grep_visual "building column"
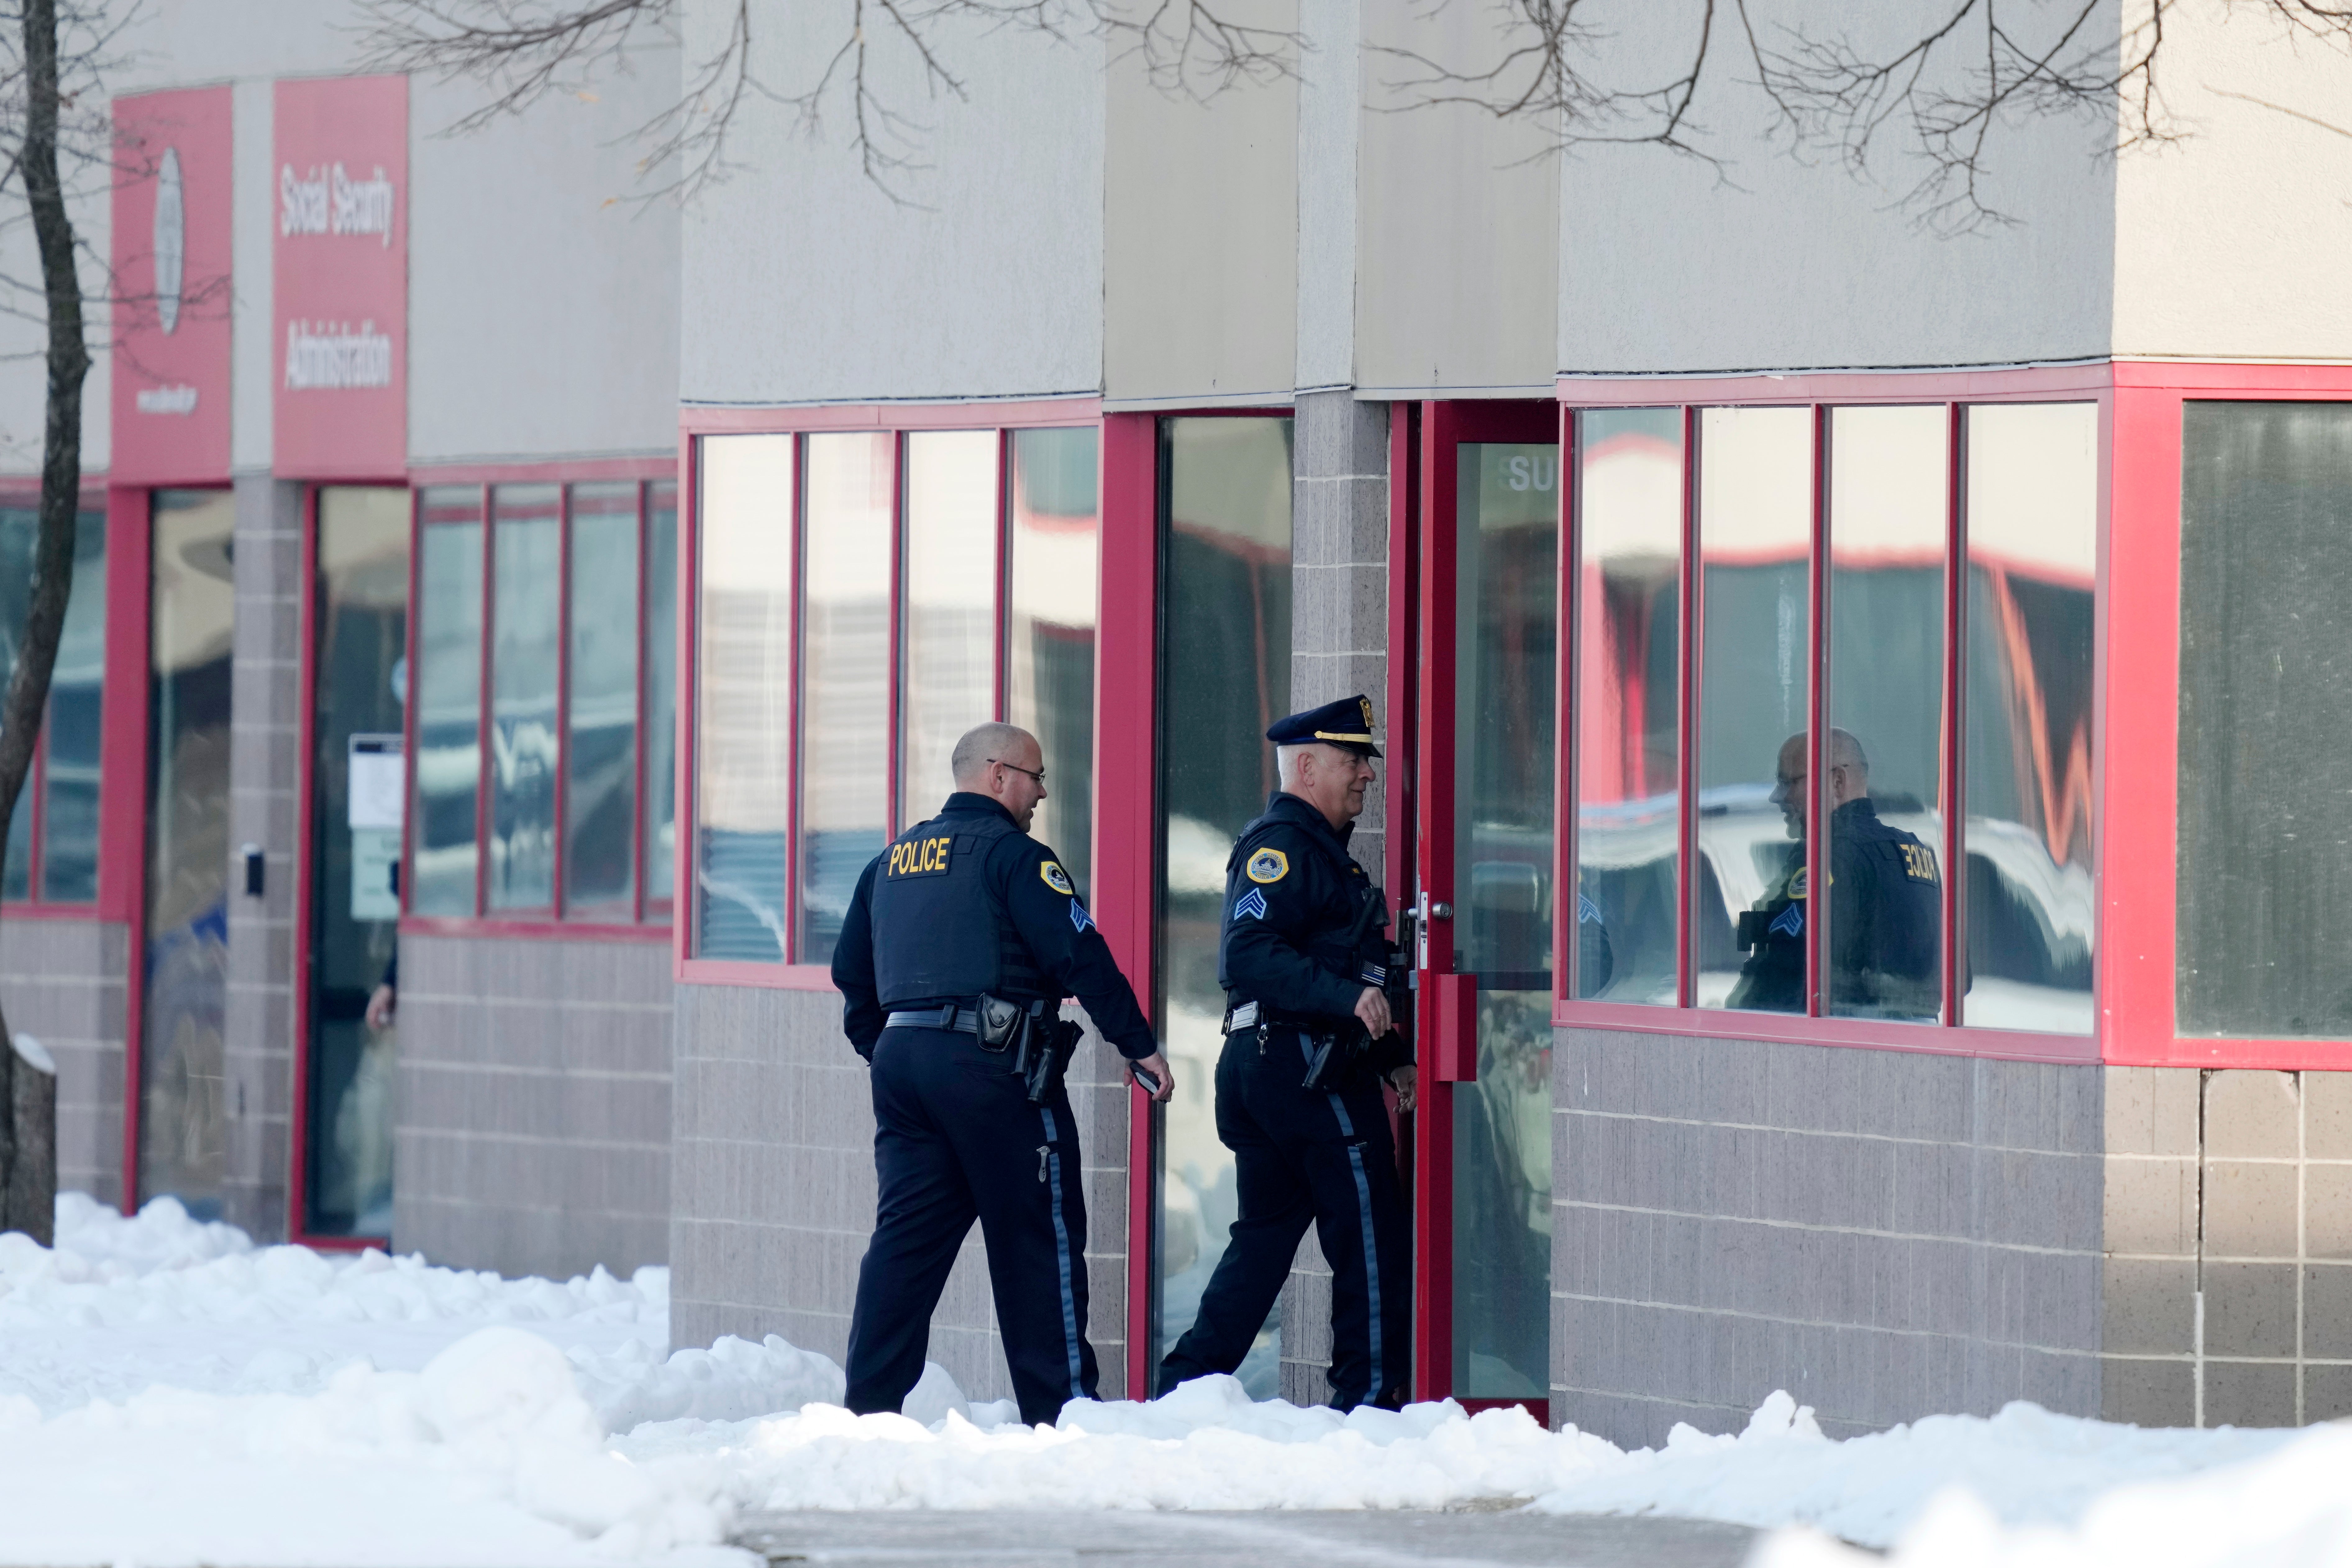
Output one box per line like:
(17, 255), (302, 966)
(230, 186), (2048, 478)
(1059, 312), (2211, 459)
(1277, 390), (1390, 1404)
(222, 474), (302, 1239)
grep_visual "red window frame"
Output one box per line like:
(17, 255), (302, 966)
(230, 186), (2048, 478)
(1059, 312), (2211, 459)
(0, 486), (111, 918)
(672, 400), (1108, 991)
(394, 459), (678, 945)
(1552, 360), (2352, 1072)
(1552, 366), (2110, 1065)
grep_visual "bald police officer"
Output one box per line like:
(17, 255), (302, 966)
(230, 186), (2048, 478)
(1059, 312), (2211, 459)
(832, 721), (1173, 1427)
(1728, 727), (1941, 1018)
(1159, 695), (1415, 1412)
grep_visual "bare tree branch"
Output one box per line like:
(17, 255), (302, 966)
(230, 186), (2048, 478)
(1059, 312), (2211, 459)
(359, 0), (1300, 204)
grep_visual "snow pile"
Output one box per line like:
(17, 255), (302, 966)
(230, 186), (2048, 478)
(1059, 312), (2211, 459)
(1755, 1421), (2352, 1568)
(575, 1332), (847, 1433)
(1531, 1392), (2295, 1547)
(0, 1326), (741, 1566)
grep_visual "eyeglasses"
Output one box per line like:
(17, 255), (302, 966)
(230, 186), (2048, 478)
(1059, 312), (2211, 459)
(990, 757), (1046, 786)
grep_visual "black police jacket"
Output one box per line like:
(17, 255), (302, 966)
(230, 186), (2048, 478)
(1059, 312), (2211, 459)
(1218, 791), (1411, 1075)
(831, 792), (1158, 1061)
(1725, 796), (1941, 1017)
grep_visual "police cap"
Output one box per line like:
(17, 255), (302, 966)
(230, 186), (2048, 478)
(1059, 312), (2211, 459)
(1266, 694), (1382, 758)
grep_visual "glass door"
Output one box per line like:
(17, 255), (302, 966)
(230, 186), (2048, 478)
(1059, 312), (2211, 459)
(301, 487), (410, 1238)
(140, 489), (238, 1215)
(1412, 402), (1561, 1412)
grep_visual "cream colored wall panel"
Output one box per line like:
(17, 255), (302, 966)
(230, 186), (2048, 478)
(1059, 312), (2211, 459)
(1354, 0), (1556, 396)
(1296, 0), (1362, 392)
(2112, 0), (2352, 360)
(1554, 1), (2112, 375)
(1103, 2), (1300, 407)
(682, 2), (1104, 405)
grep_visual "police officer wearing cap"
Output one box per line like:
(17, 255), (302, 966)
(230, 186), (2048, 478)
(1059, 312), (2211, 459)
(1159, 695), (1415, 1412)
(832, 720), (1174, 1428)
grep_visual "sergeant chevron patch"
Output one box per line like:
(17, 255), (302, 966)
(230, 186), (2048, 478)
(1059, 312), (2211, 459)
(1233, 887), (1270, 921)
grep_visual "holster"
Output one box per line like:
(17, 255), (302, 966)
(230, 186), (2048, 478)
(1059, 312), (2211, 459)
(1013, 1009), (1084, 1104)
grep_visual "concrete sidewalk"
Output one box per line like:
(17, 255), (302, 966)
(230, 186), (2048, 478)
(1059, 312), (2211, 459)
(736, 1509), (1762, 1566)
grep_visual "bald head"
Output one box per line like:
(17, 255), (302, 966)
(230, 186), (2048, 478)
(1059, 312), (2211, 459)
(952, 721), (1048, 832)
(1769, 728), (1870, 839)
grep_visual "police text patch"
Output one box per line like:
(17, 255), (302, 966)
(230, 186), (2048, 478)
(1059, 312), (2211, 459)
(1244, 848), (1289, 884)
(1233, 887), (1270, 921)
(1900, 843), (1939, 883)
(886, 835), (953, 878)
(1041, 860), (1076, 895)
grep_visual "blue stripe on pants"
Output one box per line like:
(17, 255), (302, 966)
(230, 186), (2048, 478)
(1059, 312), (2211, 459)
(1324, 1089), (1385, 1401)
(1039, 1106), (1085, 1400)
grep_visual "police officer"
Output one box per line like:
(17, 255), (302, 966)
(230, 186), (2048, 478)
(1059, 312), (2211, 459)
(832, 721), (1173, 1428)
(1728, 727), (1941, 1017)
(1159, 695), (1414, 1412)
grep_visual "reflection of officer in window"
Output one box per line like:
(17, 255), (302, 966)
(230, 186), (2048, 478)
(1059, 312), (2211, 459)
(1158, 695), (1414, 1412)
(831, 722), (1173, 1428)
(1728, 728), (1940, 1018)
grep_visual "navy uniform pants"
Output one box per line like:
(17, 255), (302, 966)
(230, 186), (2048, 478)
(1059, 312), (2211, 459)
(845, 1024), (1098, 1427)
(1159, 1026), (1411, 1410)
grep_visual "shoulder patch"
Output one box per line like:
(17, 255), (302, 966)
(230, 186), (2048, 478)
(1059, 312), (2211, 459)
(1069, 899), (1095, 934)
(1233, 887), (1270, 921)
(1040, 860), (1075, 896)
(1244, 847), (1290, 884)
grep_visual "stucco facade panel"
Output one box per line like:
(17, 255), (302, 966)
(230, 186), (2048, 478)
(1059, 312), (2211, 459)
(680, 2), (1105, 408)
(1102, 0), (1298, 407)
(1553, 2), (2114, 375)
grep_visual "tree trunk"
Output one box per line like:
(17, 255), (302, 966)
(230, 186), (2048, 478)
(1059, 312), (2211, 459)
(0, 0), (92, 1236)
(8, 1036), (55, 1246)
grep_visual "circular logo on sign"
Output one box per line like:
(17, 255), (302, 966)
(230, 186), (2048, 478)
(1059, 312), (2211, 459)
(1245, 847), (1289, 884)
(154, 147), (184, 336)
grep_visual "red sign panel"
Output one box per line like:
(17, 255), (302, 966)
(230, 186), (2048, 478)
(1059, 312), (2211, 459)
(274, 75), (408, 479)
(110, 88), (233, 485)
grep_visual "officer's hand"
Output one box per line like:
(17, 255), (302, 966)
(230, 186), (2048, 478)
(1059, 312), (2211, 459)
(1387, 1064), (1418, 1114)
(1354, 986), (1391, 1040)
(1130, 1051), (1174, 1103)
(365, 983), (396, 1030)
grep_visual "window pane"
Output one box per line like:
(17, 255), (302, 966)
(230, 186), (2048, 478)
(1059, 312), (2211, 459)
(696, 437), (795, 961)
(40, 507), (106, 902)
(1694, 408), (1812, 1013)
(1009, 427), (1099, 895)
(0, 506), (31, 901)
(644, 480), (678, 916)
(901, 431), (1000, 827)
(488, 485), (561, 910)
(1824, 406), (1946, 1021)
(141, 488), (236, 1213)
(797, 432), (892, 966)
(2178, 403), (2352, 1035)
(565, 482), (640, 917)
(1453, 440), (1558, 1400)
(1574, 408), (1682, 1003)
(1963, 405), (2096, 1033)
(1156, 415), (1292, 1395)
(411, 491), (483, 916)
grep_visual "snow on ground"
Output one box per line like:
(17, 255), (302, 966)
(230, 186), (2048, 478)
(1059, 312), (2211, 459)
(0, 1192), (2343, 1567)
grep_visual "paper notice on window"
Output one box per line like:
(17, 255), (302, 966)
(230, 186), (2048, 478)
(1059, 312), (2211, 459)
(348, 734), (403, 830)
(351, 827), (401, 921)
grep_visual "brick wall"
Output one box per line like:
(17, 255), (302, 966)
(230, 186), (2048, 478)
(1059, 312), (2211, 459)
(1277, 390), (1390, 1405)
(394, 932), (672, 1276)
(1552, 1028), (2106, 1445)
(0, 916), (125, 1206)
(221, 475), (304, 1240)
(669, 981), (1136, 1401)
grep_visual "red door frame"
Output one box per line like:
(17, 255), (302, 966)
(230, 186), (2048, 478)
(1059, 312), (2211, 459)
(1411, 397), (1563, 1415)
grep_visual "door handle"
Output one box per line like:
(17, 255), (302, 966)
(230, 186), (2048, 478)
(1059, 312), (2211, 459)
(1432, 972), (1477, 1083)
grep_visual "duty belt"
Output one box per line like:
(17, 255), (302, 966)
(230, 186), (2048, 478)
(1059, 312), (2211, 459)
(1221, 1000), (1260, 1033)
(885, 1002), (985, 1034)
